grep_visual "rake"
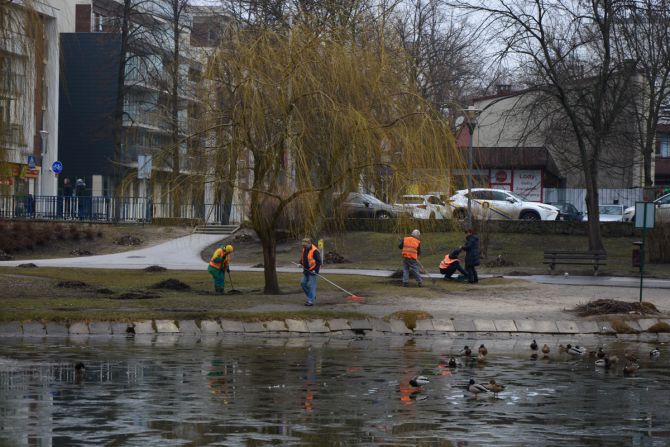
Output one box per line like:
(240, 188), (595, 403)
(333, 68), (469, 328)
(291, 262), (364, 301)
(226, 270), (243, 295)
(416, 259), (437, 284)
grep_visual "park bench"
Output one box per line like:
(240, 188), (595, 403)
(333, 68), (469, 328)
(543, 250), (607, 276)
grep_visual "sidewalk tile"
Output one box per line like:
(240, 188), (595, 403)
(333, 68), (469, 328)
(264, 321), (288, 332)
(0, 322), (22, 335)
(415, 320), (434, 332)
(452, 320), (476, 332)
(69, 322), (89, 335)
(637, 319), (659, 332)
(286, 319), (309, 333)
(493, 320), (517, 332)
(514, 320), (534, 332)
(555, 321), (579, 334)
(577, 321), (600, 333)
(370, 319), (392, 333)
(327, 319), (351, 331)
(178, 320), (200, 335)
(350, 320), (372, 331)
(45, 322), (68, 336)
(156, 320), (179, 333)
(243, 322), (266, 333)
(597, 321), (616, 334)
(306, 320), (330, 333)
(133, 321), (154, 334)
(89, 322), (112, 335)
(473, 319), (496, 332)
(111, 322), (132, 335)
(389, 320), (412, 334)
(534, 321), (560, 333)
(200, 320), (223, 333)
(219, 320), (244, 332)
(431, 319), (455, 332)
(625, 320), (642, 332)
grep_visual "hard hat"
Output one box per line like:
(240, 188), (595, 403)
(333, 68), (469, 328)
(225, 245), (233, 253)
(411, 229), (420, 238)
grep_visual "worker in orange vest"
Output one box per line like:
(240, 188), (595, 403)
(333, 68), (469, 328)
(399, 229), (422, 287)
(439, 248), (467, 280)
(299, 237), (322, 306)
(208, 243), (233, 294)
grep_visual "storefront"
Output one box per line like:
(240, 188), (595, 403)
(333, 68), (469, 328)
(0, 162), (41, 196)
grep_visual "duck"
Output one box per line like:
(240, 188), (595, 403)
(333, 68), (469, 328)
(409, 375), (430, 388)
(467, 379), (490, 397)
(485, 379), (505, 396)
(476, 352), (487, 364)
(608, 355), (619, 365)
(596, 347), (606, 359)
(530, 340), (538, 351)
(623, 362), (640, 375)
(478, 344), (488, 356)
(595, 356), (612, 369)
(448, 357), (461, 368)
(565, 344), (586, 355)
(650, 348), (661, 358)
(624, 350), (638, 362)
(541, 344), (550, 355)
(460, 346), (472, 357)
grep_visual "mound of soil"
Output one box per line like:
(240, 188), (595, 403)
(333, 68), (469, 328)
(57, 280), (89, 288)
(325, 251), (349, 264)
(144, 265), (167, 272)
(114, 235), (143, 246)
(150, 278), (191, 291)
(17, 263), (37, 268)
(484, 254), (515, 268)
(252, 263), (264, 268)
(114, 290), (161, 300)
(572, 299), (660, 316)
(70, 248), (93, 256)
(95, 288), (114, 294)
(234, 232), (255, 242)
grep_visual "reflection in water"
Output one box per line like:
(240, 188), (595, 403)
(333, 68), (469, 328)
(1, 335), (670, 446)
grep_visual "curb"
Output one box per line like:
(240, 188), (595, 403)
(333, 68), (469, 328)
(1, 318), (669, 339)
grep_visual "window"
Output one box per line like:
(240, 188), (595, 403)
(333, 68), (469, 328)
(659, 135), (669, 158)
(492, 191), (509, 201)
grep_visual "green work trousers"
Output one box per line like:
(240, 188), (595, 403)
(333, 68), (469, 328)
(208, 265), (225, 291)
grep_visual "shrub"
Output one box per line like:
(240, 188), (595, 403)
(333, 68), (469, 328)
(610, 319), (639, 334)
(68, 225), (80, 241)
(648, 224), (670, 263)
(648, 322), (670, 333)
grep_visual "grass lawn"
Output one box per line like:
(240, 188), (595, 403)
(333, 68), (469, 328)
(207, 231), (670, 278)
(0, 267), (519, 322)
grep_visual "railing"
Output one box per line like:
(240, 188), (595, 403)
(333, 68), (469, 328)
(544, 188), (644, 213)
(0, 195), (247, 224)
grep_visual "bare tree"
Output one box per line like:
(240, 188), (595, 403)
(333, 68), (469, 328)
(452, 0), (643, 251)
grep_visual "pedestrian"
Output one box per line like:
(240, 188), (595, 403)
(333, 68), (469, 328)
(208, 243), (233, 294)
(75, 178), (87, 219)
(399, 229), (422, 287)
(439, 248), (467, 280)
(299, 237), (321, 306)
(63, 178), (73, 218)
(461, 228), (480, 283)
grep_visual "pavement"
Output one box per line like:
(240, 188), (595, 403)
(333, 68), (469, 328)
(1, 233), (669, 290)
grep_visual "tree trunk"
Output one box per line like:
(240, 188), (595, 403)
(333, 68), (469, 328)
(584, 166), (605, 252)
(260, 231), (281, 294)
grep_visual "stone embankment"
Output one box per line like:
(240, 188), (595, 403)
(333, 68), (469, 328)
(1, 317), (669, 340)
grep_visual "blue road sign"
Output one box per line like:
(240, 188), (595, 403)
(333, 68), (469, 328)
(51, 161), (63, 174)
(27, 155), (36, 169)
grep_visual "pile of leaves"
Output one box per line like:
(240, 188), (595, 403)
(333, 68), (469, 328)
(56, 280), (89, 288)
(324, 251), (349, 264)
(115, 290), (160, 300)
(144, 265), (167, 272)
(484, 254), (515, 268)
(70, 248), (93, 256)
(149, 278), (191, 291)
(114, 235), (143, 246)
(572, 299), (659, 316)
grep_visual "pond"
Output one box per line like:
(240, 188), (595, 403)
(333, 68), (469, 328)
(1, 335), (669, 446)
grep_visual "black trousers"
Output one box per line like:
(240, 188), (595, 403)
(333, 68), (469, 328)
(440, 263), (467, 279)
(465, 265), (478, 283)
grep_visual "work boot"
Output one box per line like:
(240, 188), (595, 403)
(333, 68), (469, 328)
(215, 287), (224, 295)
(417, 282), (423, 288)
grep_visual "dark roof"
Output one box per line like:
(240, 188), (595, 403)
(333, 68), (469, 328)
(459, 146), (562, 178)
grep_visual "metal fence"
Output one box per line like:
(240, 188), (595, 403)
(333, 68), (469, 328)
(544, 188), (644, 213)
(0, 195), (247, 224)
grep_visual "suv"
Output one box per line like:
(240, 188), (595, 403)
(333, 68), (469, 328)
(623, 192), (670, 223)
(449, 188), (559, 221)
(341, 192), (397, 219)
(393, 194), (450, 219)
(549, 201), (583, 222)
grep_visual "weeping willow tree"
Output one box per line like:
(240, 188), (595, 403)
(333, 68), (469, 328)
(200, 17), (463, 293)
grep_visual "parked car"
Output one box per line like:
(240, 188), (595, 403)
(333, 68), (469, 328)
(341, 192), (397, 219)
(393, 194), (451, 219)
(623, 192), (670, 224)
(548, 201), (583, 222)
(449, 188), (560, 221)
(583, 204), (624, 222)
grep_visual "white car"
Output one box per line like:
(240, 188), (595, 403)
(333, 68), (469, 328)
(623, 192), (670, 223)
(393, 194), (451, 219)
(449, 188), (559, 221)
(582, 204), (624, 222)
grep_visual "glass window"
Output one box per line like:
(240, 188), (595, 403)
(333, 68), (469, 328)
(491, 191), (509, 201)
(659, 135), (669, 158)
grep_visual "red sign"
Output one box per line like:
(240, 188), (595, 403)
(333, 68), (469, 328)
(495, 170), (508, 183)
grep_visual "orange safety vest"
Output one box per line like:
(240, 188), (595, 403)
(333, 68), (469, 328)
(209, 248), (229, 270)
(401, 236), (420, 260)
(301, 245), (318, 271)
(439, 254), (458, 269)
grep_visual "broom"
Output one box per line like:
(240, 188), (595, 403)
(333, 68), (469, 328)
(291, 261), (364, 301)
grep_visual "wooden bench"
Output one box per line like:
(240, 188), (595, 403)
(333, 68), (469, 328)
(543, 250), (607, 276)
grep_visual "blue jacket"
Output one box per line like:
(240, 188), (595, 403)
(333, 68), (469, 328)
(462, 234), (480, 266)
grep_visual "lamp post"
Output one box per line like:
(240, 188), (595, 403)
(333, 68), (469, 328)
(464, 105), (481, 228)
(38, 129), (49, 196)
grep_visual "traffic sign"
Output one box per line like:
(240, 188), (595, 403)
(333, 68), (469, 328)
(51, 161), (63, 174)
(27, 155), (36, 169)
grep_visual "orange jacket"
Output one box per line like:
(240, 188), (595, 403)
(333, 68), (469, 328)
(401, 236), (420, 259)
(439, 254), (459, 269)
(209, 247), (230, 270)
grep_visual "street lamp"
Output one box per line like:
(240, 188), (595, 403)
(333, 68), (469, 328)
(39, 129), (49, 196)
(464, 105), (481, 228)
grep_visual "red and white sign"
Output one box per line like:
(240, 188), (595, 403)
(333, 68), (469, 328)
(490, 169), (512, 187)
(513, 169), (543, 201)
